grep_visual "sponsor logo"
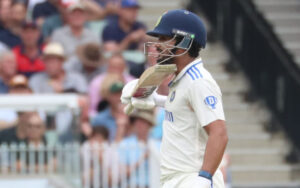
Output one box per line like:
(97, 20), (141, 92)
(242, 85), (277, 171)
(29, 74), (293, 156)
(165, 110), (174, 122)
(204, 96), (218, 109)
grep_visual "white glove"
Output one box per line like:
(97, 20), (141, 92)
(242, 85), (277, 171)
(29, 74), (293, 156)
(121, 79), (138, 105)
(193, 176), (212, 188)
(131, 95), (156, 110)
(121, 79), (156, 113)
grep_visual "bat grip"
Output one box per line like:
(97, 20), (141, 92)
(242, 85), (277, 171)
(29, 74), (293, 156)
(124, 103), (134, 115)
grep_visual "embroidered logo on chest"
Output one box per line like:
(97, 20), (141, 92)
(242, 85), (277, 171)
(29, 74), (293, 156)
(170, 91), (176, 102)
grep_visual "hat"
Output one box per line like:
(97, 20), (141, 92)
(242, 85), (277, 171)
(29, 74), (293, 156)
(121, 0), (140, 8)
(22, 20), (38, 29)
(100, 73), (124, 98)
(76, 43), (102, 68)
(9, 74), (28, 88)
(130, 109), (155, 126)
(109, 81), (124, 93)
(67, 2), (85, 12)
(43, 42), (65, 59)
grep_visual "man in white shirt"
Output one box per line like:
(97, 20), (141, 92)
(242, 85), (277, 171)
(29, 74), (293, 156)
(121, 9), (228, 188)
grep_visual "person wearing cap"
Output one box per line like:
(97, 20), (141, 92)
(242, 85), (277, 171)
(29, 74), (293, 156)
(8, 74), (32, 94)
(0, 74), (32, 137)
(0, 50), (17, 93)
(118, 109), (155, 187)
(12, 20), (45, 77)
(102, 0), (146, 51)
(29, 42), (88, 143)
(90, 73), (128, 142)
(29, 42), (87, 93)
(64, 42), (105, 83)
(50, 2), (99, 58)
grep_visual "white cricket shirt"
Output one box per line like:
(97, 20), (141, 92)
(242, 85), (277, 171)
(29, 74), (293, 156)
(160, 57), (225, 179)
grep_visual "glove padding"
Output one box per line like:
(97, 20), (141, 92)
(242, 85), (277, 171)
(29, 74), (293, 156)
(192, 176), (212, 188)
(121, 79), (138, 104)
(121, 79), (156, 112)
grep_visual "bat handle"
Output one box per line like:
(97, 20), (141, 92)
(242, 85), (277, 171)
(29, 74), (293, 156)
(124, 103), (134, 115)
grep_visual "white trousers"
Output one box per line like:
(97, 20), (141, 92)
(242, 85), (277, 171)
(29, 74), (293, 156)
(161, 170), (225, 188)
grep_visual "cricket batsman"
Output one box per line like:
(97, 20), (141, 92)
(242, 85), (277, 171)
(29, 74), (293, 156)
(121, 9), (228, 188)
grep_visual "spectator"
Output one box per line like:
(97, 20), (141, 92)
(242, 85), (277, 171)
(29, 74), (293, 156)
(32, 0), (59, 26)
(10, 1), (28, 35)
(0, 0), (22, 48)
(89, 53), (134, 116)
(118, 109), (155, 187)
(17, 112), (53, 173)
(29, 42), (87, 143)
(0, 0), (12, 27)
(41, 2), (67, 41)
(0, 111), (33, 145)
(0, 74), (32, 130)
(13, 21), (45, 77)
(41, 0), (117, 42)
(51, 2), (99, 58)
(81, 126), (118, 187)
(29, 42), (87, 93)
(91, 73), (128, 142)
(0, 50), (17, 94)
(64, 42), (105, 83)
(102, 0), (146, 51)
(26, 112), (46, 146)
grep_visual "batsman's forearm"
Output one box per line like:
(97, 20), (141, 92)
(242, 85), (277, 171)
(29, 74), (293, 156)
(201, 126), (228, 175)
(154, 94), (167, 107)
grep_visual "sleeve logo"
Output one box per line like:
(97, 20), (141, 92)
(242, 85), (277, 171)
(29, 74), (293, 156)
(204, 96), (218, 109)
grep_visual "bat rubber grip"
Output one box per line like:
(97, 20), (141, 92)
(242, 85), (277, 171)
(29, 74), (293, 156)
(124, 103), (134, 115)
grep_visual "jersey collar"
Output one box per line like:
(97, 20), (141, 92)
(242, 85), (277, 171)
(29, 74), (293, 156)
(168, 57), (203, 87)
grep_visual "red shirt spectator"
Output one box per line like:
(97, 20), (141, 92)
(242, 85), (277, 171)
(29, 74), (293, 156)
(13, 21), (45, 77)
(13, 45), (45, 77)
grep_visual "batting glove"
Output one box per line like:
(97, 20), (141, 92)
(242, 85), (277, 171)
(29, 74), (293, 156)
(121, 79), (156, 112)
(120, 79), (138, 105)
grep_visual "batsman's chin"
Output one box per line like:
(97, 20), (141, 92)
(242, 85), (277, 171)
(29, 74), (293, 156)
(157, 57), (174, 65)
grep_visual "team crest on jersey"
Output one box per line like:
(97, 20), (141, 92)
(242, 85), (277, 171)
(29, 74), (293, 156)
(204, 96), (218, 109)
(170, 91), (176, 102)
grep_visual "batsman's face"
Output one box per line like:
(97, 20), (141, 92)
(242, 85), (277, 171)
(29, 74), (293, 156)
(148, 35), (177, 64)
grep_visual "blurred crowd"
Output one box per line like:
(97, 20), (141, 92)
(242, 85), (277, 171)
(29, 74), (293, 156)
(0, 0), (167, 185)
(0, 0), (166, 147)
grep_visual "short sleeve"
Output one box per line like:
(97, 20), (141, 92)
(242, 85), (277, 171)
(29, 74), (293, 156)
(188, 80), (225, 127)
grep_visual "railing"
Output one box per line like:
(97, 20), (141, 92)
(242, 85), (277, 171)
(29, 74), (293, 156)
(191, 0), (300, 149)
(0, 141), (161, 188)
(0, 142), (81, 188)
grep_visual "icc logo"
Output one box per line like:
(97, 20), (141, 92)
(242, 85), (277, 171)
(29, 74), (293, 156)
(204, 96), (218, 109)
(170, 91), (176, 102)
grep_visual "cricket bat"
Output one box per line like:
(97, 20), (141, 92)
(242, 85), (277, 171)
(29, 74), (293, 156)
(124, 64), (177, 115)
